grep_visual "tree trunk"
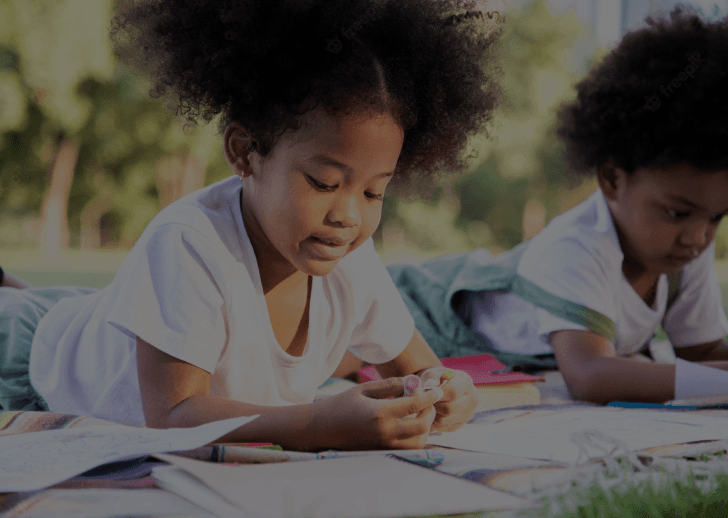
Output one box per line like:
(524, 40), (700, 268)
(79, 195), (113, 249)
(37, 138), (78, 257)
(155, 155), (185, 209)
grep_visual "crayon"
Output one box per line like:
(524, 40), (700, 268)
(403, 374), (422, 396)
(607, 401), (697, 409)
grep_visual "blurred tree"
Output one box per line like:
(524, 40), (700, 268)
(0, 0), (230, 251)
(454, 0), (585, 250)
(0, 0), (116, 256)
(379, 0), (587, 257)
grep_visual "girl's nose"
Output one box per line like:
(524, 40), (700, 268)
(327, 194), (361, 228)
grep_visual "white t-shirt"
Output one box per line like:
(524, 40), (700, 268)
(473, 191), (728, 357)
(30, 176), (414, 426)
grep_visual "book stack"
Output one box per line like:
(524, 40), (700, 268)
(358, 354), (543, 411)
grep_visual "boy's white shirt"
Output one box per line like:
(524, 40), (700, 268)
(473, 190), (728, 357)
(29, 176), (414, 426)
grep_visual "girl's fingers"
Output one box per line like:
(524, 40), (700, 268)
(419, 368), (443, 389)
(432, 390), (478, 431)
(386, 387), (444, 419)
(359, 377), (404, 399)
(435, 370), (470, 401)
(394, 404), (437, 437)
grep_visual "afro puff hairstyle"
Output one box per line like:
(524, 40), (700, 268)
(556, 4), (728, 177)
(110, 0), (503, 189)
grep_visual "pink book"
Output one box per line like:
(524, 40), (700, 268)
(358, 354), (541, 385)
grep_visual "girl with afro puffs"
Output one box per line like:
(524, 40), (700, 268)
(0, 0), (503, 451)
(380, 5), (728, 406)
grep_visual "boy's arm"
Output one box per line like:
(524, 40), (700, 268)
(675, 339), (728, 364)
(136, 336), (441, 451)
(551, 329), (677, 404)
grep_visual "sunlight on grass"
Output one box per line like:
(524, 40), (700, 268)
(518, 469), (728, 518)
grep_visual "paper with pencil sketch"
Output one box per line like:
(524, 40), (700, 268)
(0, 415), (257, 492)
(428, 408), (728, 464)
(154, 453), (530, 518)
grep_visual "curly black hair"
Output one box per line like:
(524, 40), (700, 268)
(556, 4), (728, 176)
(110, 0), (502, 189)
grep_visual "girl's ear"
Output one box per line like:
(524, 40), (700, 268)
(597, 158), (620, 200)
(223, 122), (257, 179)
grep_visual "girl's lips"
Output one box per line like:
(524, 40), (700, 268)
(311, 236), (348, 246)
(306, 236), (349, 260)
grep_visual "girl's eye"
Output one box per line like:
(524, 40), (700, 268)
(711, 212), (726, 223)
(309, 176), (335, 191)
(667, 209), (690, 220)
(365, 191), (384, 201)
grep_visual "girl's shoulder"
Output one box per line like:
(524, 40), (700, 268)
(137, 176), (245, 257)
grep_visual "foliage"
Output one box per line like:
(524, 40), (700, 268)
(383, 0), (587, 255)
(0, 0), (231, 248)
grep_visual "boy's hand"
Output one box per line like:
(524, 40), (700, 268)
(418, 367), (477, 432)
(312, 378), (444, 450)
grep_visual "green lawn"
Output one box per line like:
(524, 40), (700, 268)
(6, 249), (728, 296)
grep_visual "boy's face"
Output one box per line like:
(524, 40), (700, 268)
(226, 109), (403, 277)
(601, 163), (728, 275)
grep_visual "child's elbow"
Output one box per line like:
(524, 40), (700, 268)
(561, 367), (612, 405)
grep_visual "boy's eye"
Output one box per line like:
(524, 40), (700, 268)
(711, 212), (726, 223)
(667, 209), (690, 220)
(365, 191), (384, 201)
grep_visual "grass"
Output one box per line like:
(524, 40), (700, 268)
(521, 469), (728, 518)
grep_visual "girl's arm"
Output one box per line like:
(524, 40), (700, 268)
(551, 329), (677, 404)
(136, 336), (442, 451)
(373, 329), (442, 379)
(375, 330), (478, 432)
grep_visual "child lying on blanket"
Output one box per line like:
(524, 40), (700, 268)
(380, 6), (728, 405)
(0, 0), (508, 450)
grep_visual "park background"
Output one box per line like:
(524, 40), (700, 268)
(2, 0), (728, 298)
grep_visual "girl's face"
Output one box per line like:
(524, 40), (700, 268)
(225, 109), (404, 277)
(600, 163), (728, 275)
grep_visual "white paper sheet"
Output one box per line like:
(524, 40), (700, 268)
(428, 408), (728, 464)
(0, 415), (257, 492)
(4, 488), (217, 518)
(155, 452), (530, 518)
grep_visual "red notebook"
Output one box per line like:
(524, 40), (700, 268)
(358, 354), (541, 385)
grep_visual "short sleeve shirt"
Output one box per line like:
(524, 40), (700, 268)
(473, 191), (728, 357)
(30, 176), (414, 426)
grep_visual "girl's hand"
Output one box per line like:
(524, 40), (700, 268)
(312, 378), (444, 450)
(418, 367), (478, 432)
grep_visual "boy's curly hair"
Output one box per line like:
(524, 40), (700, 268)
(110, 0), (502, 189)
(556, 5), (728, 176)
